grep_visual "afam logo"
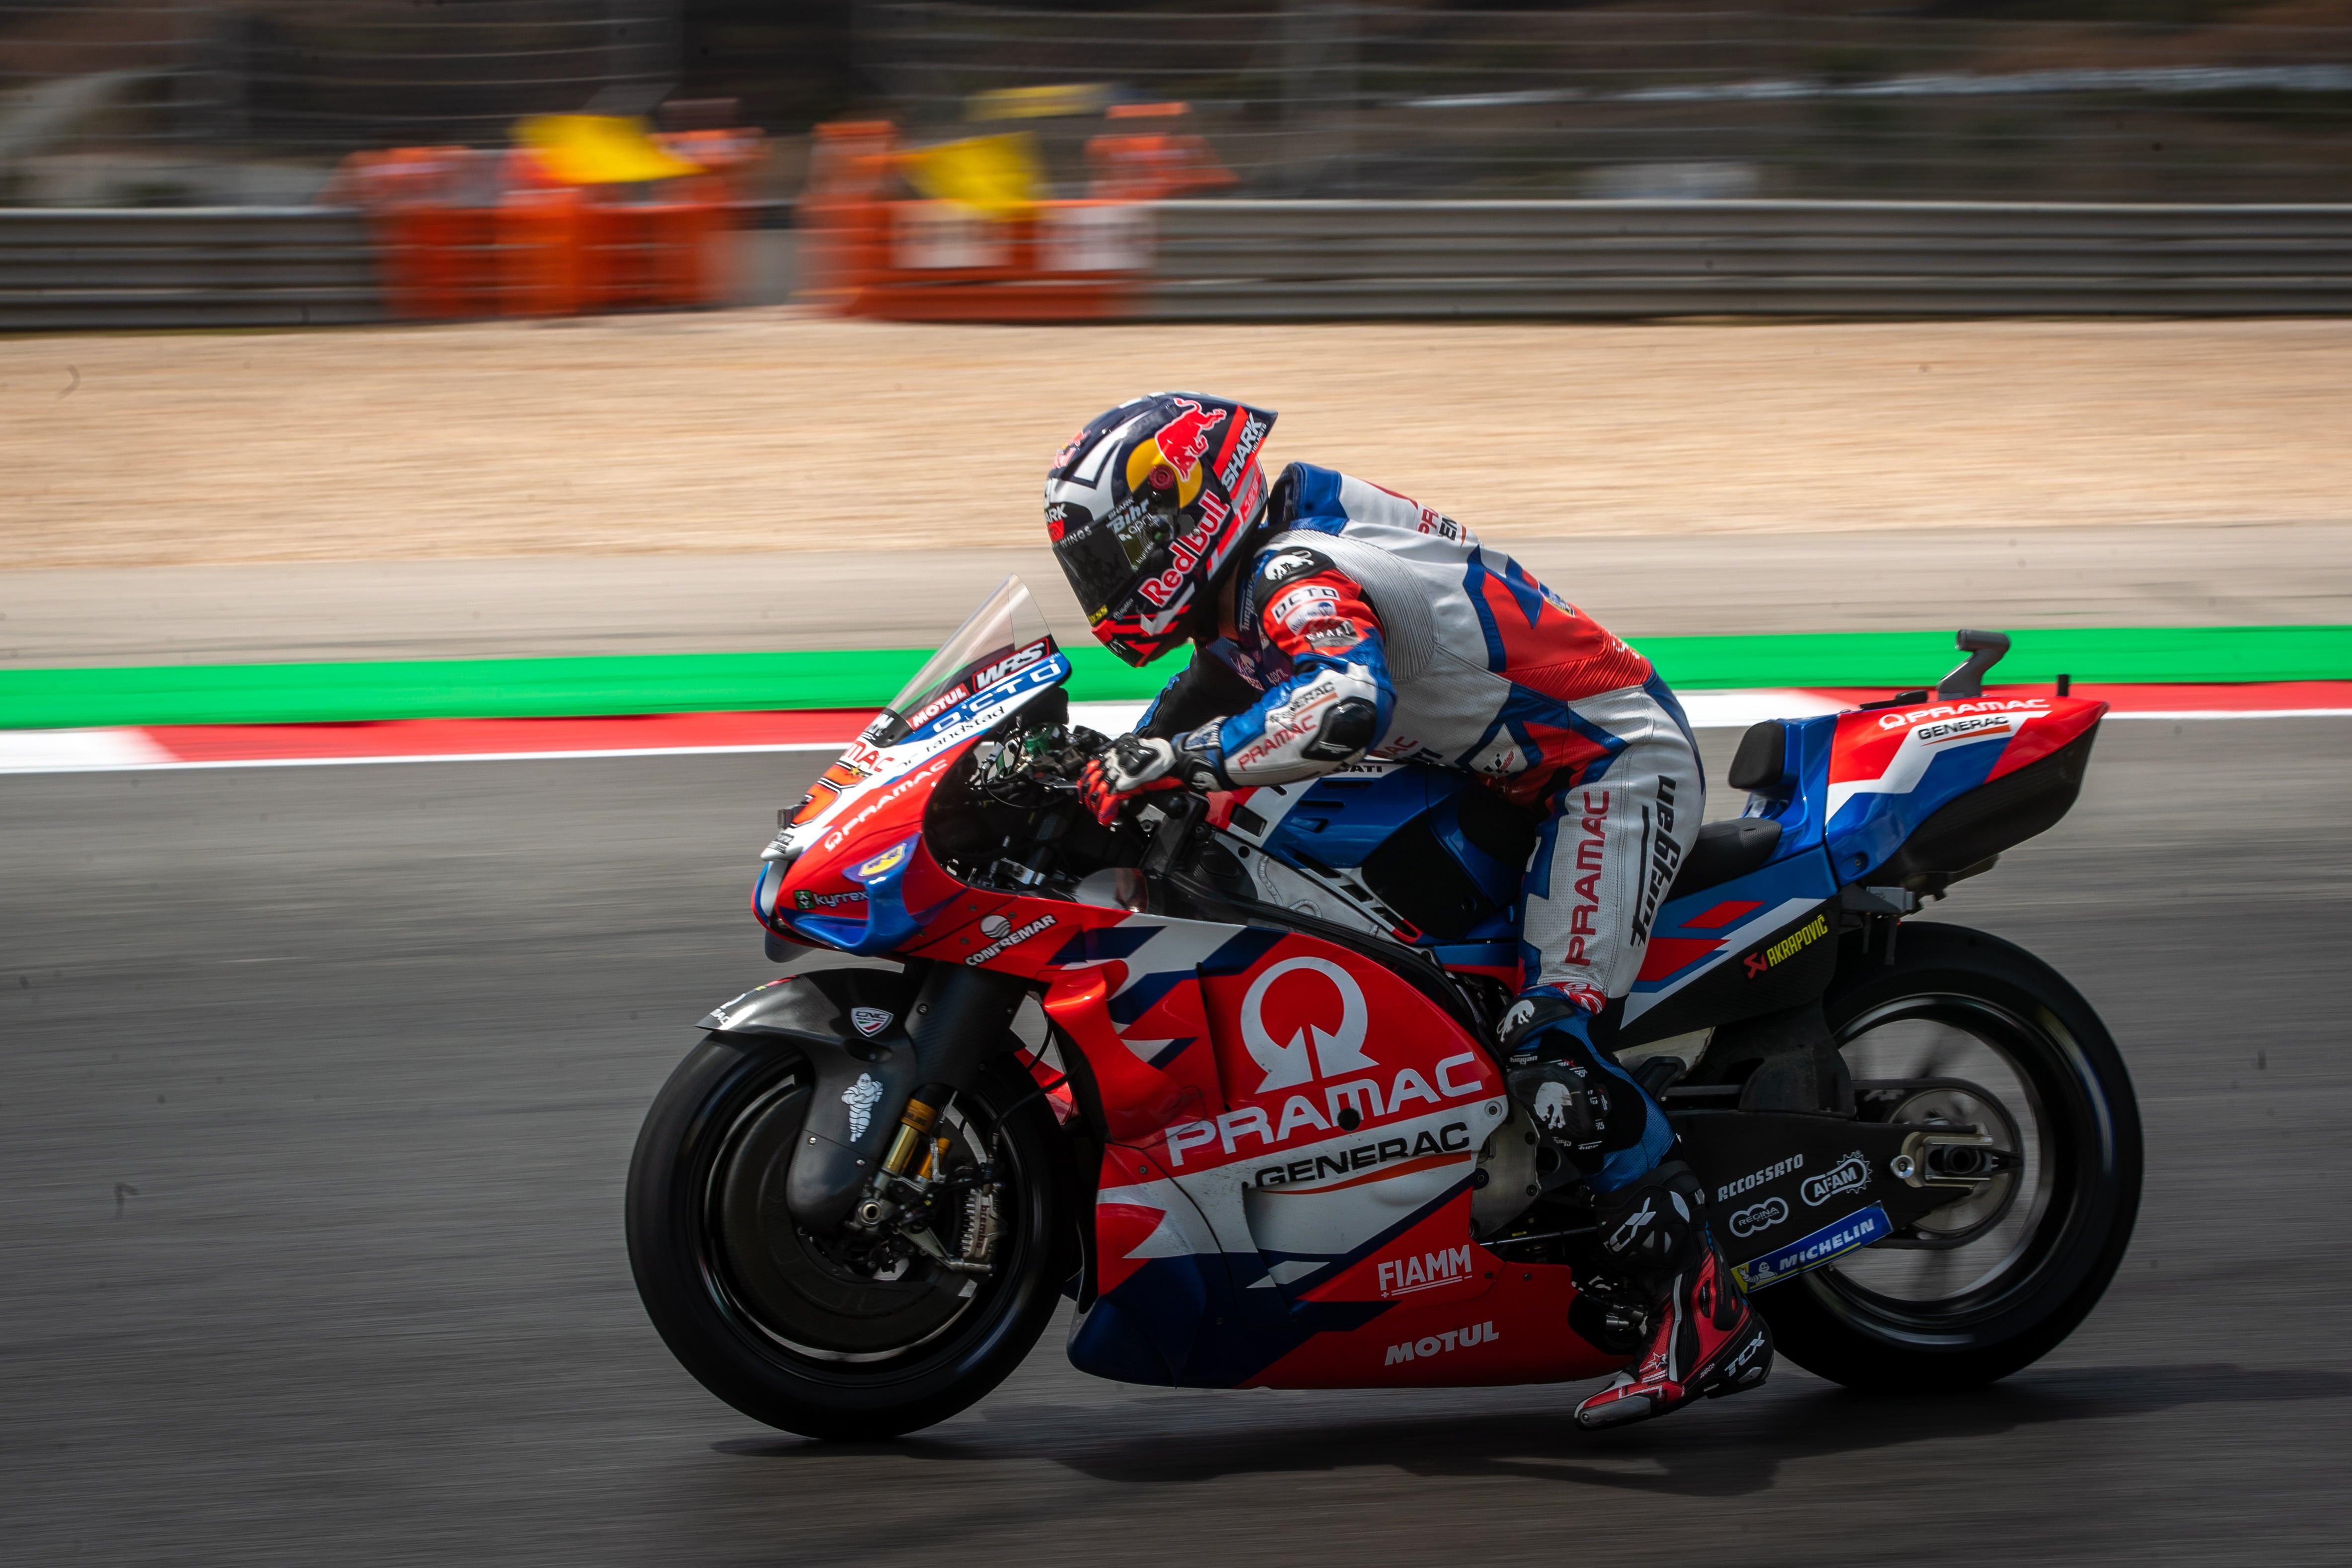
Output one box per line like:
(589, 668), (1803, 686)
(1801, 1150), (1873, 1207)
(1376, 1244), (1475, 1299)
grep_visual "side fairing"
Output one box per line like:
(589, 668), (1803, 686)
(1008, 912), (1622, 1387)
(1617, 716), (1839, 1044)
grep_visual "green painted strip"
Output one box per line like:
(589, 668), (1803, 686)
(2, 626), (2347, 730)
(1637, 625), (2352, 691)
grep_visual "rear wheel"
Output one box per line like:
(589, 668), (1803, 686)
(626, 1034), (1074, 1439)
(1755, 922), (2141, 1392)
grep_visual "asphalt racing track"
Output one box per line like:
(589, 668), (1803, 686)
(5, 719), (2349, 1566)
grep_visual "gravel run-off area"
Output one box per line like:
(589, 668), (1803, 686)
(3, 313), (2349, 569)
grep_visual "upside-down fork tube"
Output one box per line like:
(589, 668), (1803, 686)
(781, 964), (1026, 1231)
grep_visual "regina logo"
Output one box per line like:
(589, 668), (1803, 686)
(1802, 1150), (1873, 1207)
(1729, 1196), (1789, 1238)
(1242, 957), (1376, 1093)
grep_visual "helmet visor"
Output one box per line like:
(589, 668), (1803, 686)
(1050, 496), (1168, 625)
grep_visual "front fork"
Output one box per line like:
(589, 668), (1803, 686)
(823, 964), (1026, 1273)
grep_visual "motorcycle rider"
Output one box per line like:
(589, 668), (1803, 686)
(1043, 392), (1771, 1428)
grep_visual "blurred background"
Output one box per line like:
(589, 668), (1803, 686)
(6, 0), (2352, 207)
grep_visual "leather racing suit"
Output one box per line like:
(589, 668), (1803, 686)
(1135, 462), (1702, 1195)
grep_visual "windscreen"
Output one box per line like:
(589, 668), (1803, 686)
(863, 576), (1057, 748)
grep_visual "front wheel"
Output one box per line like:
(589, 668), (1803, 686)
(1756, 921), (2142, 1392)
(626, 1034), (1075, 1439)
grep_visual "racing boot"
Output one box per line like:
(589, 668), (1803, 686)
(1573, 1161), (1773, 1430)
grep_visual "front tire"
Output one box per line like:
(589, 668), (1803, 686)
(626, 1034), (1074, 1439)
(1756, 922), (2142, 1392)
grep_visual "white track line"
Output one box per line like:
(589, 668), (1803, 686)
(3, 699), (2347, 776)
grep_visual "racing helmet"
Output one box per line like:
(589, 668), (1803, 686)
(1043, 392), (1277, 667)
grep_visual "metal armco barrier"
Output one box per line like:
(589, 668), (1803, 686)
(0, 209), (382, 332)
(8, 199), (2352, 330)
(1141, 200), (2352, 319)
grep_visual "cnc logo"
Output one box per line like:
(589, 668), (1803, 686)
(1242, 956), (1374, 1093)
(1383, 1320), (1500, 1365)
(1802, 1150), (1873, 1207)
(849, 1006), (893, 1038)
(1729, 1196), (1789, 1238)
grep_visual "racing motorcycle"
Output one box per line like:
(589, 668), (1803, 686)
(626, 578), (2140, 1439)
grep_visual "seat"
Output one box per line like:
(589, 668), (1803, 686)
(1665, 818), (1783, 903)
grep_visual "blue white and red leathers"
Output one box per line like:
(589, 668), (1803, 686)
(1138, 463), (1701, 1193)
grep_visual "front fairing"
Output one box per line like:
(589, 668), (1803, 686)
(754, 577), (1072, 956)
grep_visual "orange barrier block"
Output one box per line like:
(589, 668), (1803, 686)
(840, 200), (1151, 322)
(337, 134), (756, 321)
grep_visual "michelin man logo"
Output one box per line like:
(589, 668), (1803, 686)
(1241, 956), (1374, 1093)
(841, 1073), (884, 1141)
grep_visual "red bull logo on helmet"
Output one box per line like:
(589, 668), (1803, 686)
(1149, 398), (1227, 486)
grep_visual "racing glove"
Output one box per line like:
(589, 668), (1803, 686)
(1080, 735), (1190, 825)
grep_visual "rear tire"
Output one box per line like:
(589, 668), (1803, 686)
(626, 1034), (1074, 1439)
(1755, 922), (2141, 1392)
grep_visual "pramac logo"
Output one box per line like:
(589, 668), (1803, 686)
(1241, 956), (1375, 1092)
